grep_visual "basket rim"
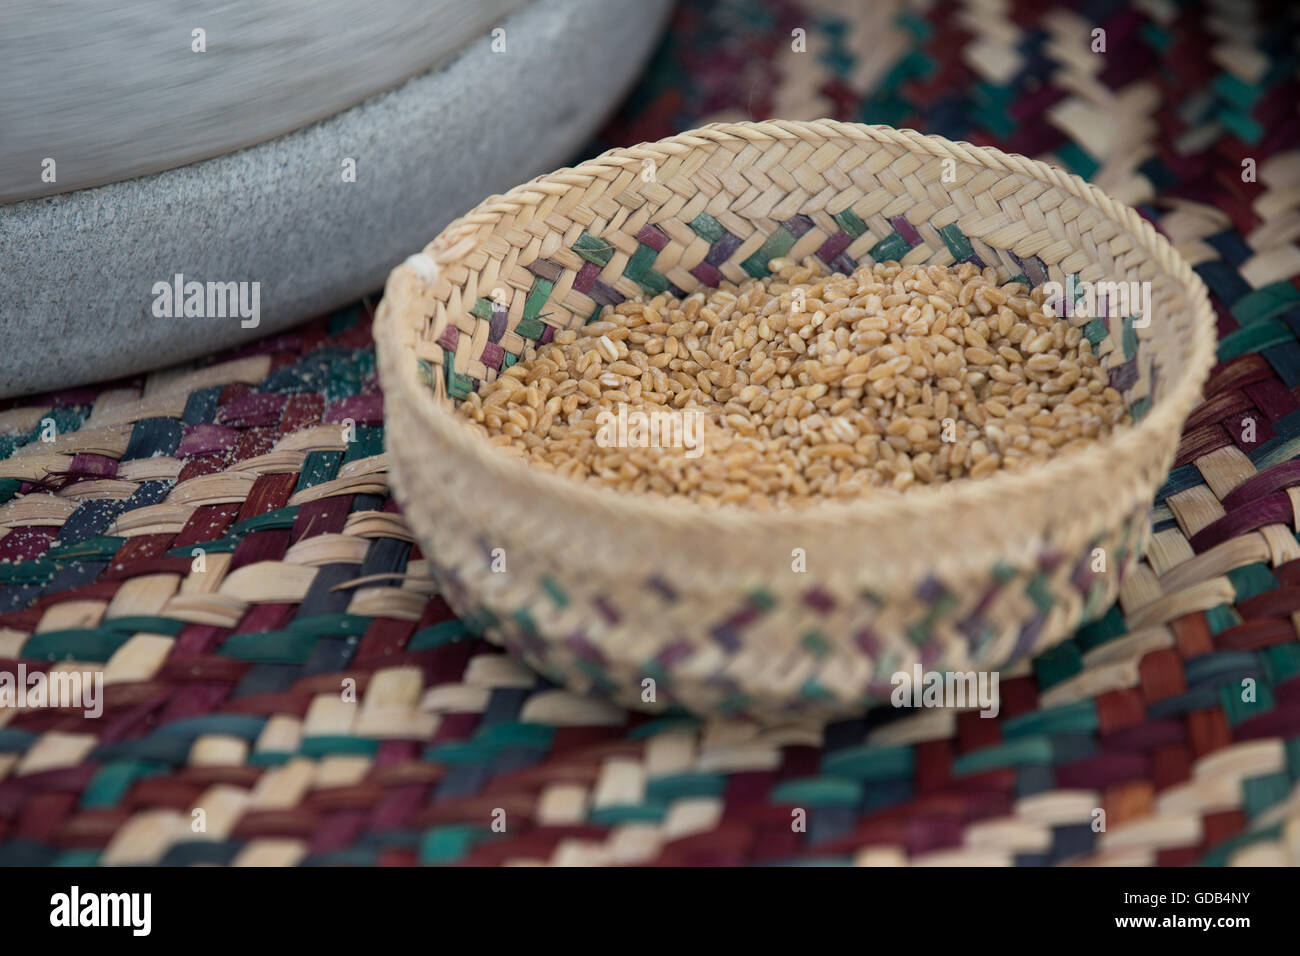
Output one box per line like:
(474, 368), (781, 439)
(376, 119), (1217, 540)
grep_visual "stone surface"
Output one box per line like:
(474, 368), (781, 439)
(0, 0), (526, 204)
(0, 0), (672, 398)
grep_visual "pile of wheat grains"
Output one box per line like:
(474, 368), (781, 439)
(457, 259), (1129, 509)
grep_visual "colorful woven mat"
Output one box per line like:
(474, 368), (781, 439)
(2, 0), (1299, 866)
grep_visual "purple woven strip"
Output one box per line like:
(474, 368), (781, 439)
(957, 613), (986, 644)
(710, 624), (742, 653)
(783, 214), (815, 237)
(817, 231), (852, 262)
(215, 392), (287, 427)
(854, 627), (880, 657)
(1022, 256), (1049, 287)
(1012, 615), (1045, 661)
(916, 575), (946, 603)
(573, 261), (602, 295)
(67, 453), (117, 478)
(565, 631), (605, 664)
(480, 342), (506, 370)
(1109, 360), (1140, 393)
(437, 325), (460, 351)
(325, 393), (383, 426)
(920, 640), (941, 669)
(889, 216), (922, 247)
(1221, 460), (1300, 511)
(802, 588), (835, 613)
(657, 640), (694, 669)
(593, 596), (621, 625)
(1189, 491), (1294, 552)
(1055, 753), (1149, 789)
(1244, 378), (1300, 420)
(177, 423), (238, 457)
(829, 253), (857, 274)
(636, 224), (670, 252)
(540, 325), (556, 344)
(488, 305), (509, 343)
(705, 233), (743, 267)
(527, 258), (563, 282)
(690, 262), (724, 287)
(587, 281), (624, 306)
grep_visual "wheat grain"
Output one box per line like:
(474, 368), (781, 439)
(456, 259), (1129, 508)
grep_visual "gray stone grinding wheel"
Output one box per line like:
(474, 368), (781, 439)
(0, 0), (673, 397)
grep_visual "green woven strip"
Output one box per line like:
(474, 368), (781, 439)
(588, 803), (668, 826)
(1002, 700), (1098, 738)
(1212, 72), (1262, 111)
(573, 232), (615, 267)
(1242, 773), (1290, 818)
(540, 575), (568, 608)
(688, 213), (726, 243)
(0, 477), (22, 506)
(0, 561), (63, 584)
(646, 772), (726, 801)
(166, 537), (239, 557)
(1075, 604), (1127, 651)
(300, 736), (381, 758)
(740, 228), (797, 278)
(1232, 281), (1300, 325)
(1034, 643), (1083, 690)
(21, 629), (131, 662)
(1227, 563), (1277, 602)
(231, 505), (302, 533)
(769, 777), (861, 807)
(419, 825), (489, 865)
(938, 223), (973, 260)
(1217, 319), (1291, 362)
(821, 744), (914, 780)
(475, 722), (554, 749)
(1205, 604), (1242, 636)
(1056, 141), (1100, 180)
(81, 761), (161, 809)
(44, 536), (125, 562)
(833, 208), (867, 238)
(152, 715), (267, 740)
(100, 616), (186, 636)
(1264, 644), (1300, 683)
(625, 244), (671, 293)
(217, 629), (318, 663)
(425, 740), (502, 764)
(408, 619), (473, 650)
(1219, 681), (1272, 726)
(952, 736), (1053, 776)
(869, 231), (911, 263)
(523, 277), (554, 320)
(445, 361), (474, 400)
(1025, 574), (1055, 614)
(295, 450), (344, 492)
(0, 729), (37, 753)
(343, 425), (384, 462)
(470, 297), (496, 320)
(417, 358), (435, 387)
(1121, 316), (1139, 360)
(1217, 108), (1263, 145)
(286, 613), (373, 636)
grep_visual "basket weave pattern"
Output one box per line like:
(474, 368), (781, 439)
(379, 120), (1215, 717)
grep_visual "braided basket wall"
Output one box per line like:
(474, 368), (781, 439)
(376, 119), (1217, 719)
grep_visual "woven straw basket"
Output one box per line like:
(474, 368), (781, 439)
(376, 120), (1216, 720)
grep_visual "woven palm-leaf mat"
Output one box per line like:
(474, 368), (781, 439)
(3, 0), (1300, 867)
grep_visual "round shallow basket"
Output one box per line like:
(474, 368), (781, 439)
(376, 119), (1217, 720)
